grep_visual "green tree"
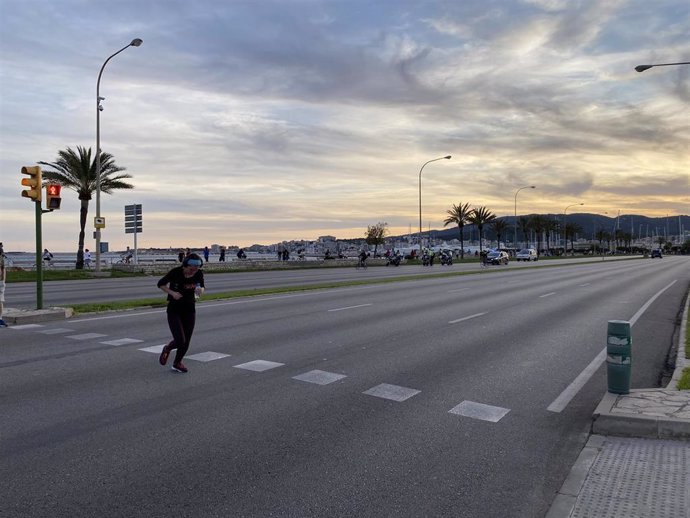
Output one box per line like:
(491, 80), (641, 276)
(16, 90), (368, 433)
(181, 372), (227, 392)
(489, 219), (509, 249)
(365, 222), (388, 257)
(467, 206), (496, 256)
(443, 202), (472, 259)
(595, 229), (610, 255)
(39, 146), (133, 269)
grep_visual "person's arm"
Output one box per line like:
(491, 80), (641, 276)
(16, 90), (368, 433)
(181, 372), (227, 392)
(157, 271), (182, 300)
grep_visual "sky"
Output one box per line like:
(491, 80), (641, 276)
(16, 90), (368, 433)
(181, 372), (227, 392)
(1, 0), (688, 252)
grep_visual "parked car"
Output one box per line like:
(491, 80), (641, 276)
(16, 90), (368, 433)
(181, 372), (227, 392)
(515, 248), (538, 261)
(486, 250), (509, 265)
(651, 249), (663, 258)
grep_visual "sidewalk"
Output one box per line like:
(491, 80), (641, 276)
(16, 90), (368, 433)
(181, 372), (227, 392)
(547, 296), (690, 518)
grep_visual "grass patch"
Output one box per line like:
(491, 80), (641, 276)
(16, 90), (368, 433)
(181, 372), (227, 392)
(6, 269), (147, 282)
(678, 368), (690, 390)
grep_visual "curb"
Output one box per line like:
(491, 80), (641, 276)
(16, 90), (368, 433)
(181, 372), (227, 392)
(2, 306), (73, 324)
(591, 390), (690, 439)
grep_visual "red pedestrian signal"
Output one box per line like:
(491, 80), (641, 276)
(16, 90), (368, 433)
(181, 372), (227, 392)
(46, 184), (62, 210)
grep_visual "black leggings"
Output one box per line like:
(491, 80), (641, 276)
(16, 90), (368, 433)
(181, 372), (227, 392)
(166, 310), (196, 364)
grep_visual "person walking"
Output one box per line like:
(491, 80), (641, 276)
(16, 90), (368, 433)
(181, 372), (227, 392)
(218, 246), (226, 262)
(157, 253), (205, 373)
(0, 243), (7, 327)
(84, 249), (92, 269)
(203, 246), (210, 263)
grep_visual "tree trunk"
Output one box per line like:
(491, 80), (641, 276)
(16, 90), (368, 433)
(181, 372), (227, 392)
(76, 199), (89, 269)
(458, 224), (465, 259)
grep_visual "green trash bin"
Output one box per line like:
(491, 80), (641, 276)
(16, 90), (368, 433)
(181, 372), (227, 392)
(606, 320), (631, 394)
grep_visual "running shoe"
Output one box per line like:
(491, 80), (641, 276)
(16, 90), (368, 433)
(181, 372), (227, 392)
(172, 362), (188, 373)
(159, 344), (172, 366)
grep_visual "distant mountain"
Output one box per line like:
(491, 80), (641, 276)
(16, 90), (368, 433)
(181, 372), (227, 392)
(401, 213), (689, 243)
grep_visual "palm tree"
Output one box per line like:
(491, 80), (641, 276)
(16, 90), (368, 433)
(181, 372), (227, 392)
(518, 216), (531, 249)
(467, 206), (496, 256)
(528, 215), (548, 256)
(490, 219), (509, 249)
(544, 218), (559, 255)
(443, 202), (472, 259)
(39, 146), (133, 269)
(595, 229), (611, 255)
(565, 222), (583, 255)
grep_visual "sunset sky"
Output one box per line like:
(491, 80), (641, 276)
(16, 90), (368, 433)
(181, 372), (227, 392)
(1, 0), (688, 252)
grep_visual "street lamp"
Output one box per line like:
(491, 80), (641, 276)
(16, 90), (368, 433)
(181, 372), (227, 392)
(514, 185), (535, 250)
(635, 61), (690, 73)
(563, 202), (584, 255)
(418, 155), (451, 255)
(95, 38), (143, 272)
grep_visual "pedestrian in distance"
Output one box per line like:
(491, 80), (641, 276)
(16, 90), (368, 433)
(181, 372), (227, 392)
(157, 253), (205, 373)
(84, 249), (92, 269)
(0, 243), (7, 327)
(203, 246), (210, 263)
(219, 246), (226, 262)
(42, 248), (53, 267)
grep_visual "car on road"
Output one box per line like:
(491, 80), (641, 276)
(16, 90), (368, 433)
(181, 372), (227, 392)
(486, 250), (509, 265)
(651, 249), (663, 258)
(515, 248), (538, 261)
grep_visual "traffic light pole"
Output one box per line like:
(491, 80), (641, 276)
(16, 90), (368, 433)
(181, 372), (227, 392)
(34, 199), (44, 310)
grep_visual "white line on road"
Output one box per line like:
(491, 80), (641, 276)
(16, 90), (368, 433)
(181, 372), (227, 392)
(547, 280), (678, 413)
(447, 287), (470, 293)
(449, 312), (487, 325)
(539, 292), (556, 298)
(578, 283), (591, 287)
(328, 303), (373, 312)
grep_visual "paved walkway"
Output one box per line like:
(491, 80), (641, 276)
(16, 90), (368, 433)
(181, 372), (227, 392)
(547, 294), (690, 518)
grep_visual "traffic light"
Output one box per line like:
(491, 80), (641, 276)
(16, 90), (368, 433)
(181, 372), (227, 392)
(21, 166), (42, 202)
(45, 184), (62, 210)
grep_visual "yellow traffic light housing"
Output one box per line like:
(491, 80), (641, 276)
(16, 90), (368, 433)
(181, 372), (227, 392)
(45, 183), (62, 210)
(21, 166), (42, 202)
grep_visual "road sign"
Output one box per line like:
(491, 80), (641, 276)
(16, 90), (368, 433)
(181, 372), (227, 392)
(124, 204), (143, 234)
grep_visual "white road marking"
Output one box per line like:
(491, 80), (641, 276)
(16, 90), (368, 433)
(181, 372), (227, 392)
(578, 283), (591, 287)
(539, 292), (556, 298)
(547, 280), (677, 413)
(8, 324), (44, 330)
(328, 303), (372, 312)
(449, 401), (510, 422)
(67, 333), (107, 340)
(547, 349), (607, 413)
(100, 338), (144, 346)
(234, 360), (284, 372)
(186, 351), (230, 362)
(37, 328), (73, 334)
(293, 370), (347, 385)
(139, 344), (166, 353)
(363, 383), (420, 402)
(447, 288), (470, 293)
(449, 312), (487, 325)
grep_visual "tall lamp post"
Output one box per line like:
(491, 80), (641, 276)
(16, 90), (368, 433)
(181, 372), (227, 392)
(95, 38), (143, 272)
(635, 61), (690, 73)
(563, 202), (584, 255)
(418, 155), (451, 255)
(514, 185), (535, 250)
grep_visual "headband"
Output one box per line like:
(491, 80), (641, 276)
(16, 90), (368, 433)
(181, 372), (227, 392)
(185, 259), (202, 267)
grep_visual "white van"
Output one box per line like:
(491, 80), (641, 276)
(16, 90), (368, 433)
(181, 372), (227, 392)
(516, 248), (538, 261)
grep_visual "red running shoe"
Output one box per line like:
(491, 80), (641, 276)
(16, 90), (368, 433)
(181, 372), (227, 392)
(172, 362), (188, 373)
(159, 344), (172, 366)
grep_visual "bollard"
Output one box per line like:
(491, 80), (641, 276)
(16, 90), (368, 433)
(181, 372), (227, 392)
(606, 320), (631, 394)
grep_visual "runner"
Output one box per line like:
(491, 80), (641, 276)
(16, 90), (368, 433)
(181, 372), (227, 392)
(157, 253), (205, 373)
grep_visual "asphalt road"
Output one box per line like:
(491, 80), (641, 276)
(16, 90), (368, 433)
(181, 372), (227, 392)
(1, 256), (688, 517)
(7, 255), (635, 309)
